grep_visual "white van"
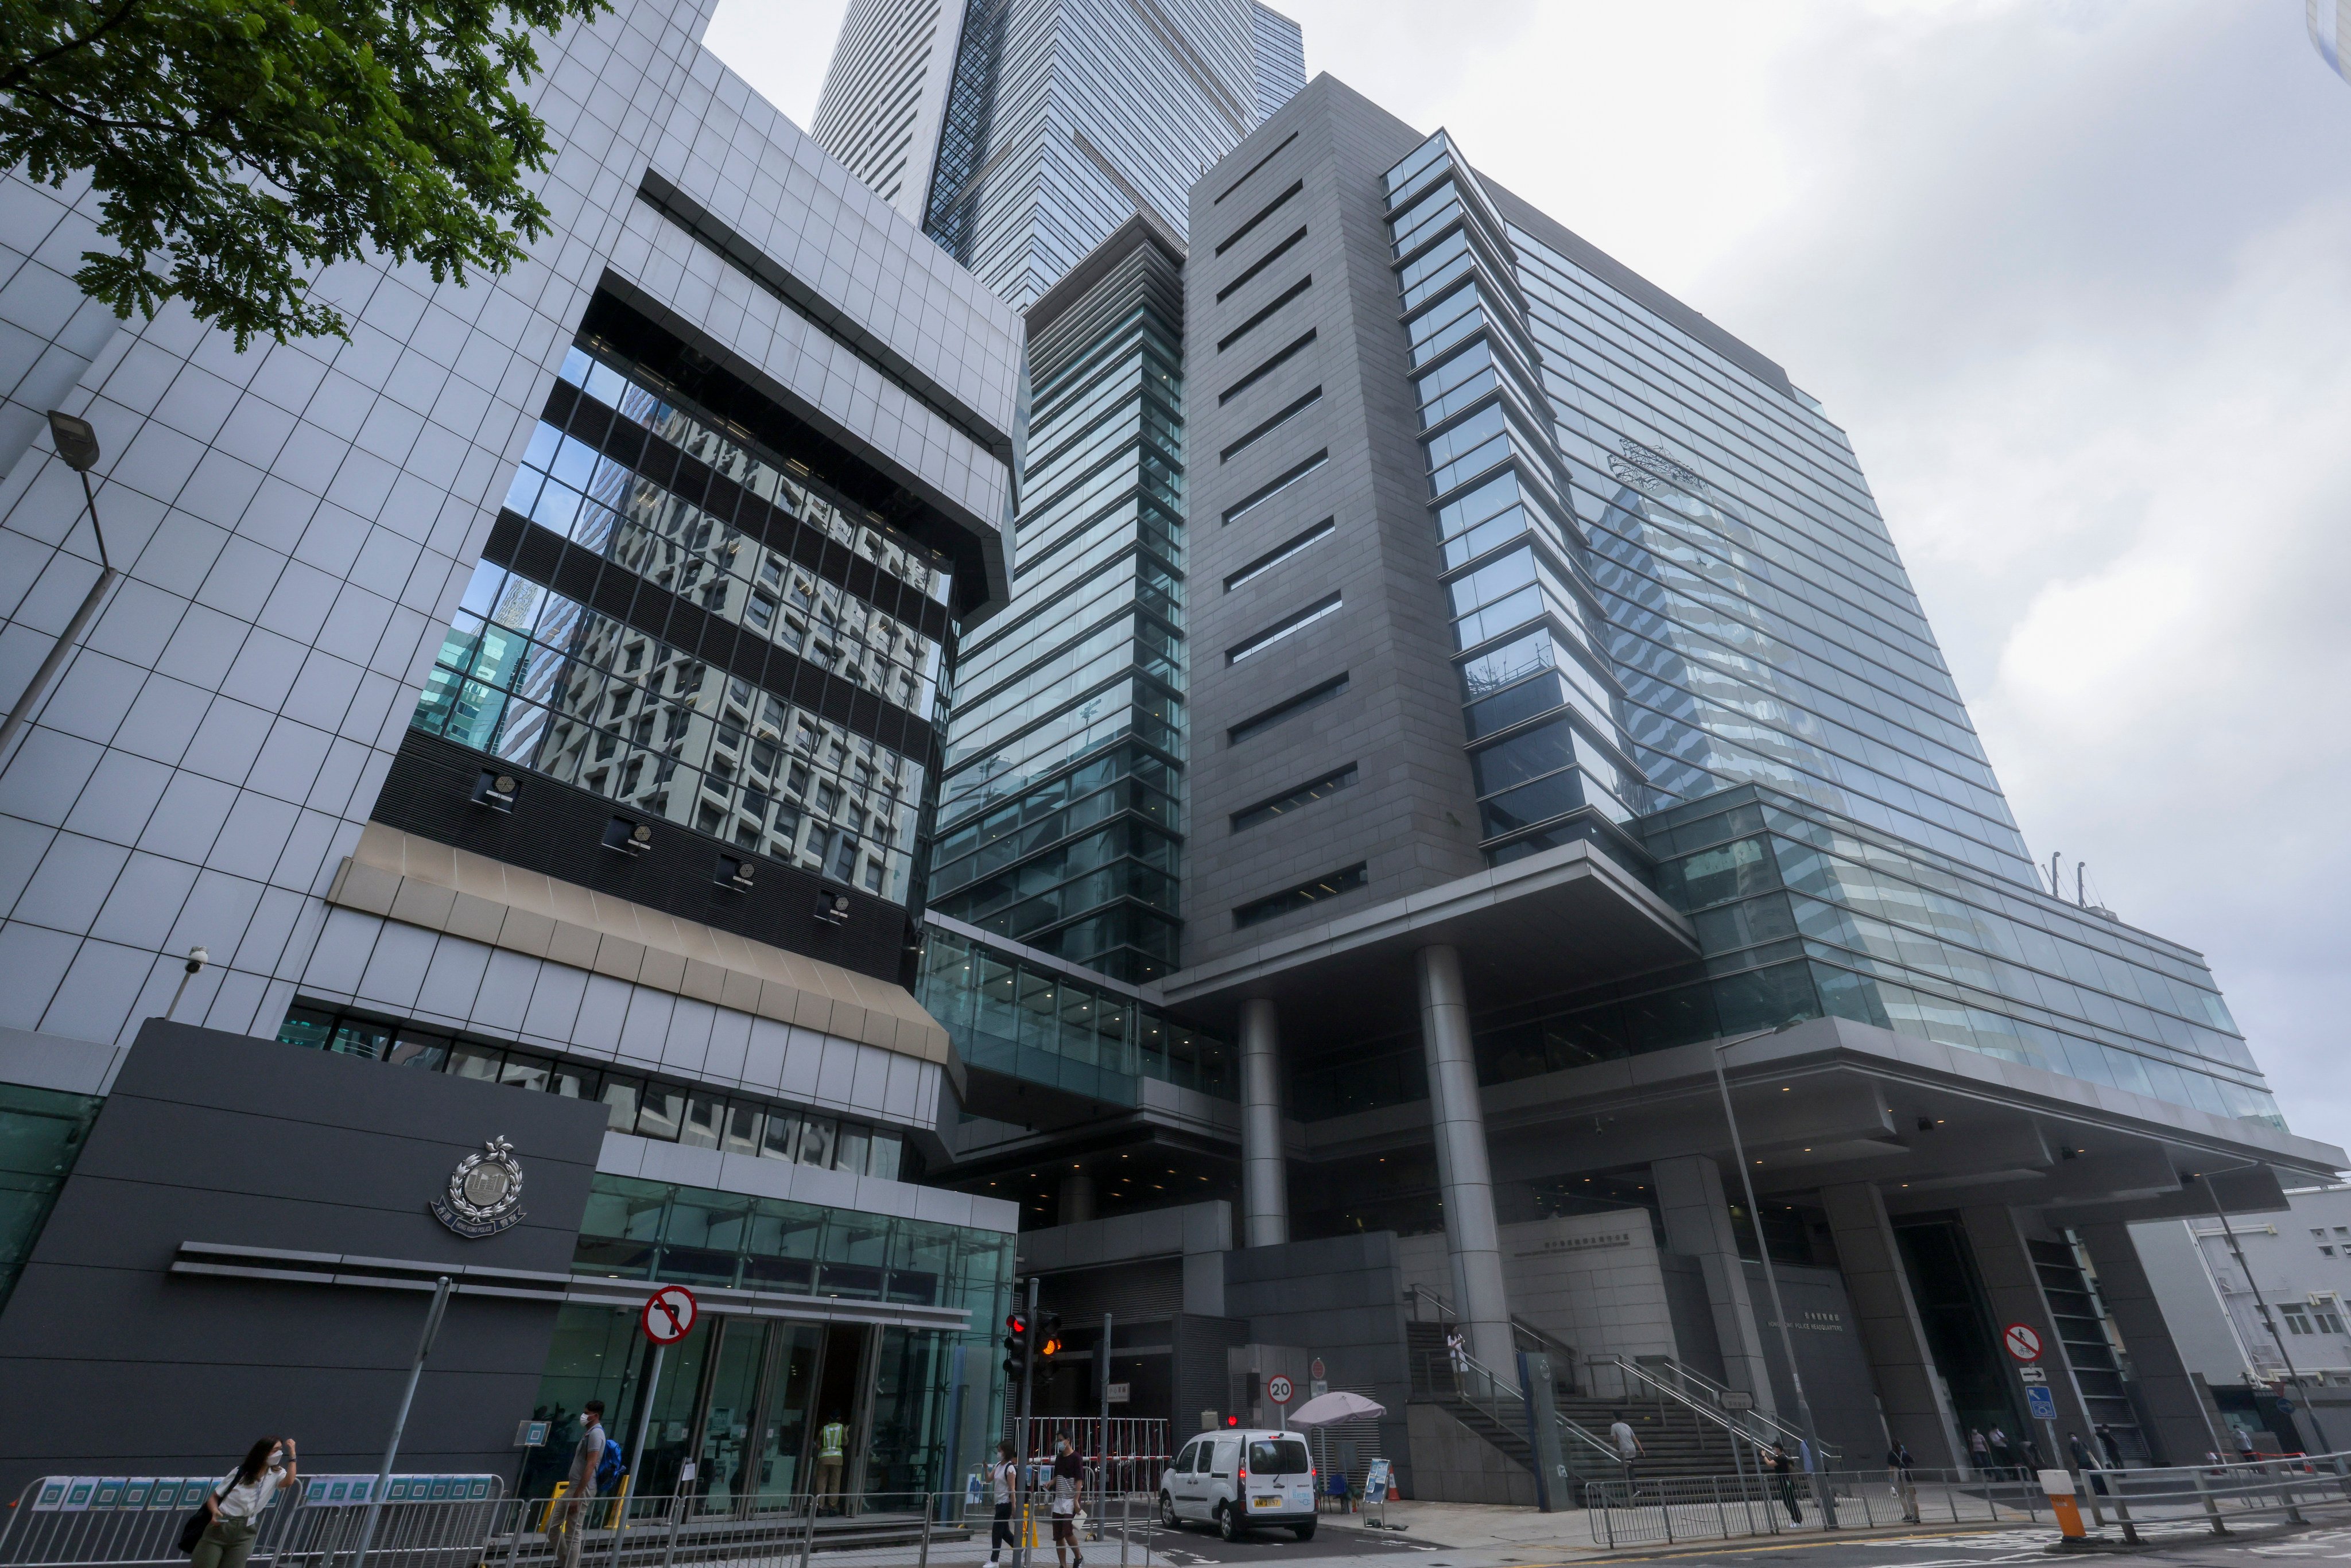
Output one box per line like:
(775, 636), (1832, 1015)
(1158, 1429), (1317, 1540)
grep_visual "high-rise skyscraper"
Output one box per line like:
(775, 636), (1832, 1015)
(2313, 0), (2351, 84)
(812, 0), (1306, 306)
(881, 68), (2343, 1494)
(0, 0), (1024, 1499)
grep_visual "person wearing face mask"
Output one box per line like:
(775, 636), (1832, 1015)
(191, 1438), (296, 1568)
(548, 1402), (607, 1568)
(1048, 1436), (1083, 1568)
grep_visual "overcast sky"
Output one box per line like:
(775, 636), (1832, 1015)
(705, 0), (2351, 1159)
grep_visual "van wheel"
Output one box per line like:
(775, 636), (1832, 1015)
(1218, 1504), (1244, 1542)
(1291, 1520), (1316, 1542)
(1159, 1493), (1178, 1529)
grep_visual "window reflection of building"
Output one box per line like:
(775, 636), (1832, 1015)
(409, 342), (951, 903)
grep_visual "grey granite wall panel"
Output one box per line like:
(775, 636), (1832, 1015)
(1181, 78), (1489, 972)
(0, 1018), (607, 1496)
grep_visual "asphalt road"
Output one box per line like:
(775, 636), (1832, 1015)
(1089, 1518), (1452, 1563)
(1073, 1515), (2351, 1568)
(1561, 1519), (2351, 1568)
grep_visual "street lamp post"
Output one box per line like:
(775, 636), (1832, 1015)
(0, 412), (117, 773)
(1713, 1028), (1838, 1527)
(2194, 1162), (2335, 1454)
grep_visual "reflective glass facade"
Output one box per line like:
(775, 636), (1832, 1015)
(1502, 215), (2038, 886)
(921, 0), (1304, 306)
(275, 1003), (914, 1178)
(408, 339), (951, 904)
(1381, 133), (1649, 867)
(914, 921), (1237, 1104)
(534, 1173), (1014, 1502)
(1282, 785), (2280, 1131)
(930, 230), (1187, 978)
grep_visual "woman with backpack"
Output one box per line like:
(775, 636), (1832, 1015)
(189, 1438), (297, 1568)
(984, 1441), (1020, 1568)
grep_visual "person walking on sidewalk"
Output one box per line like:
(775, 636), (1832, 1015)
(1048, 1435), (1084, 1568)
(1886, 1441), (1919, 1523)
(985, 1441), (1021, 1568)
(192, 1438), (297, 1568)
(1968, 1427), (1991, 1477)
(548, 1404), (606, 1568)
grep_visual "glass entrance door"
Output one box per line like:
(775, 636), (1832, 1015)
(745, 1324), (823, 1506)
(690, 1317), (773, 1514)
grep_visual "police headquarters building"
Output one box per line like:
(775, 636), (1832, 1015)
(0, 0), (2345, 1518)
(0, 0), (1025, 1505)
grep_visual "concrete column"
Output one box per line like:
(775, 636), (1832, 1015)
(1960, 1205), (2096, 1456)
(1820, 1182), (1964, 1468)
(2074, 1220), (2224, 1464)
(1652, 1154), (1778, 1415)
(1058, 1170), (1096, 1225)
(1414, 944), (1514, 1377)
(1237, 998), (1288, 1247)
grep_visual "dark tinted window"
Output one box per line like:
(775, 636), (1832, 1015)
(1248, 1439), (1310, 1475)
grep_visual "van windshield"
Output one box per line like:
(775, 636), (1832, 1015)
(1248, 1439), (1311, 1476)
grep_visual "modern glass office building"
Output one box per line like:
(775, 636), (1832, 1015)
(814, 0), (1304, 308)
(0, 0), (1030, 1503)
(928, 220), (1189, 979)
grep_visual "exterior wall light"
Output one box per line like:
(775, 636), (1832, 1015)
(604, 816), (654, 856)
(716, 853), (756, 891)
(472, 769), (520, 812)
(814, 892), (852, 926)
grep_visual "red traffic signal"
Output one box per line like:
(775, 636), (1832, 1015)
(1006, 1311), (1029, 1337)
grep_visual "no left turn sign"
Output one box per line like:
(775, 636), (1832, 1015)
(1267, 1374), (1294, 1406)
(642, 1284), (699, 1345)
(2002, 1322), (2043, 1362)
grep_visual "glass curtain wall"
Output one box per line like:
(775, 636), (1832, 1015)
(1497, 213), (2039, 887)
(930, 234), (1188, 979)
(1280, 783), (2281, 1132)
(920, 0), (1297, 308)
(1379, 131), (1649, 865)
(914, 921), (1237, 1102)
(0, 1082), (102, 1314)
(531, 1174), (1014, 1503)
(408, 336), (952, 903)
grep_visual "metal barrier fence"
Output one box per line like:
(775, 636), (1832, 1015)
(1582, 1469), (2044, 1546)
(0, 1485), (1231, 1568)
(0, 1478), (508, 1568)
(1582, 1454), (2351, 1547)
(1000, 1420), (1171, 1502)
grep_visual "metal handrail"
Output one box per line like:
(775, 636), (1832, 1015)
(1599, 1354), (1841, 1464)
(1403, 1286), (1581, 1375)
(1417, 1348), (1619, 1474)
(1634, 1354), (1836, 1462)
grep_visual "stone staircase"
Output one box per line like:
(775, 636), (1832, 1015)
(1404, 1322), (1748, 1488)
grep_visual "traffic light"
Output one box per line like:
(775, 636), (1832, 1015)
(1038, 1311), (1064, 1360)
(1003, 1311), (1030, 1383)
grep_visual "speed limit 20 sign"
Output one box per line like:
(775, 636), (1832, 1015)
(642, 1284), (699, 1345)
(1266, 1374), (1294, 1406)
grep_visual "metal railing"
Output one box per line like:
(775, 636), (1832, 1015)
(1584, 1468), (2043, 1546)
(1402, 1286), (1579, 1373)
(1413, 1346), (1620, 1479)
(1586, 1354), (1841, 1465)
(1582, 1454), (2351, 1548)
(0, 1478), (508, 1568)
(0, 1483), (1212, 1568)
(998, 1420), (1172, 1504)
